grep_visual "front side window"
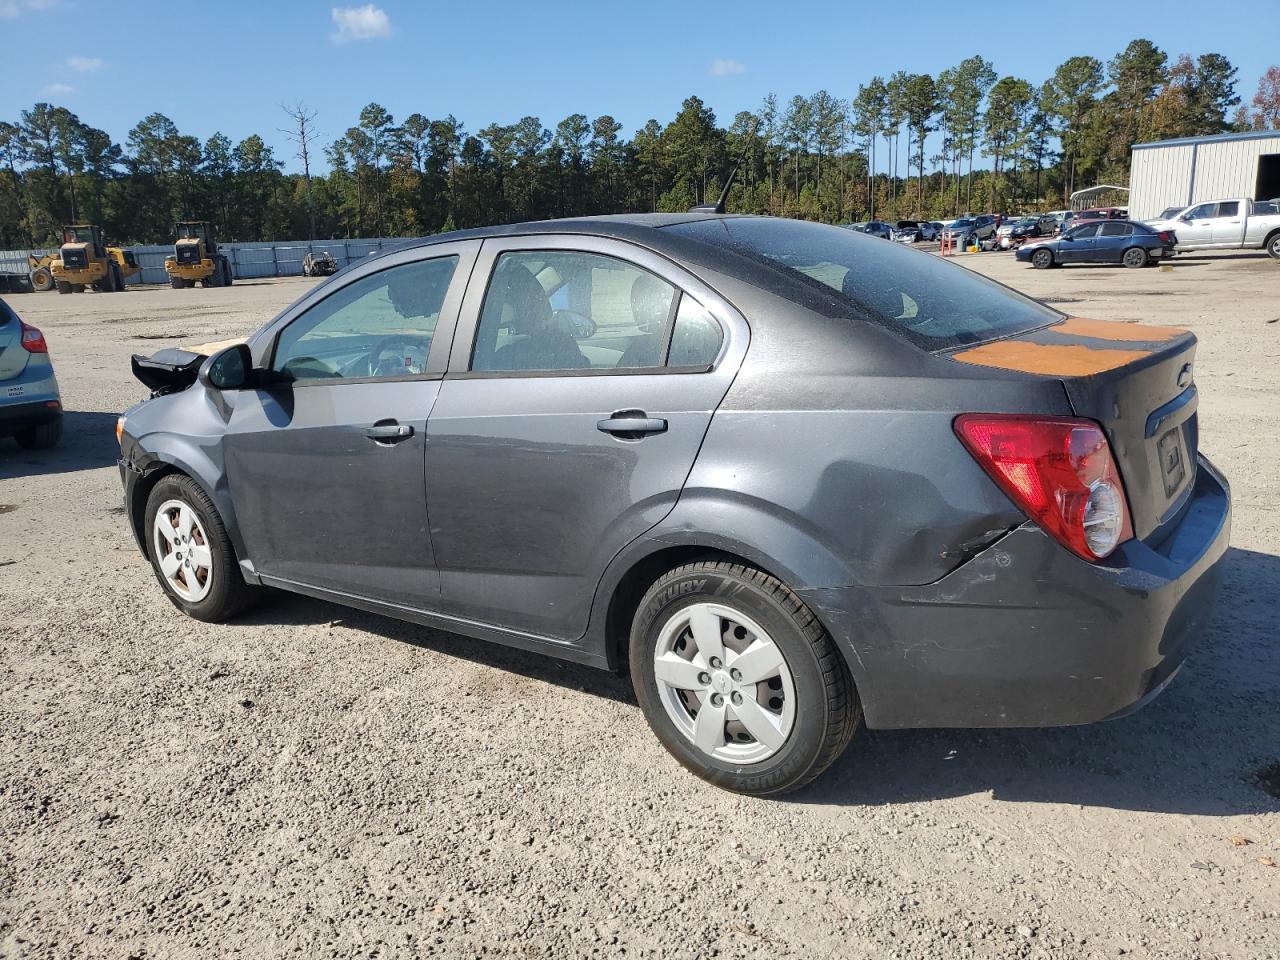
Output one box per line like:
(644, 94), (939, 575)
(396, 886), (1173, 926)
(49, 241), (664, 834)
(274, 255), (457, 381)
(1183, 203), (1214, 220)
(472, 251), (684, 372)
(1070, 223), (1101, 239)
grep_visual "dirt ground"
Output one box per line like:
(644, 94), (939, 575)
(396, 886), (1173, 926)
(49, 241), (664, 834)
(1, 249), (1278, 960)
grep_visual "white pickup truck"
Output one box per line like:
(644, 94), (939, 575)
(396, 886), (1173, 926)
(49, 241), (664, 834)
(1151, 198), (1280, 259)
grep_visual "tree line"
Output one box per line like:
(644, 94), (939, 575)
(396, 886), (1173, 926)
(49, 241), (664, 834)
(1, 40), (1277, 250)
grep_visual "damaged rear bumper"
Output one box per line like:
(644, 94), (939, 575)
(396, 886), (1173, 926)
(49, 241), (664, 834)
(800, 454), (1231, 729)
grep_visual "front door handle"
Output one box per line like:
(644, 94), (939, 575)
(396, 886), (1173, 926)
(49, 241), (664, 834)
(366, 421), (413, 443)
(597, 411), (668, 438)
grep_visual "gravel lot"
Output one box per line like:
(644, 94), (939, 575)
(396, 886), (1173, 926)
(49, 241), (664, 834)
(2, 250), (1278, 959)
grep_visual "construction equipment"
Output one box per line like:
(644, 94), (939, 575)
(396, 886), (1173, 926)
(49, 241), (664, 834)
(40, 225), (138, 294)
(164, 221), (233, 289)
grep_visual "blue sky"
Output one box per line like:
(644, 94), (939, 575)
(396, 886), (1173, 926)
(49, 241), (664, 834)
(0, 0), (1275, 174)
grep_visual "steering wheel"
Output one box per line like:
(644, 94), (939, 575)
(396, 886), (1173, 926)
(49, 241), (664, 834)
(552, 309), (598, 340)
(367, 334), (430, 378)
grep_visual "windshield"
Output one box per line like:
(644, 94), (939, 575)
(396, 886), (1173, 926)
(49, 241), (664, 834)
(951, 218), (974, 228)
(176, 224), (206, 241)
(62, 227), (96, 244)
(665, 217), (1060, 351)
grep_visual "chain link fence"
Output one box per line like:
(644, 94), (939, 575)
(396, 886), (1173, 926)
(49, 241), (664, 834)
(0, 238), (402, 286)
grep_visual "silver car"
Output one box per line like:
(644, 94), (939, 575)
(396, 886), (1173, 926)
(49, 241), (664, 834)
(0, 297), (62, 449)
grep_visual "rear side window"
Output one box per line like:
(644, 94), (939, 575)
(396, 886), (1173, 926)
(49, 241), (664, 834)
(469, 250), (722, 373)
(666, 217), (1058, 351)
(1100, 222), (1133, 237)
(1216, 201), (1240, 217)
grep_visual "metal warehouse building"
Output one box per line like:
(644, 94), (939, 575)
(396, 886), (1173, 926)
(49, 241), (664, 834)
(1128, 129), (1280, 219)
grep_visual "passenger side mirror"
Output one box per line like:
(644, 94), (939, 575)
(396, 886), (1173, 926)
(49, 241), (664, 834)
(199, 342), (252, 391)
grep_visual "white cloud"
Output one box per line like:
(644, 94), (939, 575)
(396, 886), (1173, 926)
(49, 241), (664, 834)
(331, 4), (390, 42)
(709, 58), (745, 77)
(68, 55), (103, 72)
(1, 0), (56, 16)
(42, 82), (75, 96)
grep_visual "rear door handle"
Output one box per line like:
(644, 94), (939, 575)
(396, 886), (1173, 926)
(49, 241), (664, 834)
(365, 422), (413, 442)
(597, 411), (667, 437)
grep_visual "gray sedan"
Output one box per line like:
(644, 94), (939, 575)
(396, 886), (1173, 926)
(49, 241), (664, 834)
(117, 215), (1229, 795)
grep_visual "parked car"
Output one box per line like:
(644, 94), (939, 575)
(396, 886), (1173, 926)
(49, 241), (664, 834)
(1072, 207), (1128, 225)
(891, 220), (926, 243)
(1146, 205), (1188, 224)
(1149, 198), (1280, 258)
(1016, 220), (1175, 268)
(999, 214), (1058, 248)
(302, 250), (339, 277)
(861, 220), (893, 240)
(0, 297), (62, 448)
(922, 222), (943, 241)
(118, 214), (1230, 796)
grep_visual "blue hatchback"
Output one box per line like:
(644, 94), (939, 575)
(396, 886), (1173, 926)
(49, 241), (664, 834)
(1017, 220), (1175, 269)
(0, 297), (63, 448)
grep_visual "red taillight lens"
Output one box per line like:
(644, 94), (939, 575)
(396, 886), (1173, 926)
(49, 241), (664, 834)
(1158, 230), (1174, 244)
(20, 321), (48, 354)
(954, 414), (1133, 561)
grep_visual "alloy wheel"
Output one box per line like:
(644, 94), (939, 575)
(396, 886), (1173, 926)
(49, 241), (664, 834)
(652, 601), (796, 764)
(152, 499), (214, 602)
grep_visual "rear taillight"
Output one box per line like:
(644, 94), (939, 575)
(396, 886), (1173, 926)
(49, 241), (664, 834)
(1158, 230), (1174, 244)
(954, 414), (1133, 561)
(20, 321), (48, 353)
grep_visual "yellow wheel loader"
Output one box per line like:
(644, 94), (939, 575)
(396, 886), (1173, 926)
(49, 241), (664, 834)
(42, 225), (138, 294)
(164, 221), (233, 289)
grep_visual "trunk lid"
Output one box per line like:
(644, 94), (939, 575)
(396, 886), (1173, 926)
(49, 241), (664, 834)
(950, 316), (1199, 542)
(0, 301), (29, 382)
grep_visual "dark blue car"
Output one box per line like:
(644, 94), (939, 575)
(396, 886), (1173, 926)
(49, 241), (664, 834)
(1017, 220), (1175, 269)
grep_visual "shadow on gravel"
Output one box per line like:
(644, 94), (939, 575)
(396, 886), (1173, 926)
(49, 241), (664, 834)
(802, 546), (1280, 815)
(227, 546), (1278, 816)
(0, 411), (120, 478)
(236, 592), (637, 704)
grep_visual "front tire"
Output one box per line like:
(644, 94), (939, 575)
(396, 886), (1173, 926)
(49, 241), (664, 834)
(1032, 248), (1054, 269)
(630, 561), (859, 796)
(144, 474), (254, 622)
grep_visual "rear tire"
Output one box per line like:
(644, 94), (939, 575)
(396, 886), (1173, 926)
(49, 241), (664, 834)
(72, 283), (85, 293)
(29, 267), (53, 292)
(170, 276), (184, 289)
(14, 415), (62, 449)
(222, 257), (234, 285)
(1031, 248), (1054, 269)
(144, 474), (255, 623)
(184, 279), (196, 288)
(1123, 247), (1149, 269)
(55, 280), (72, 294)
(630, 560), (859, 796)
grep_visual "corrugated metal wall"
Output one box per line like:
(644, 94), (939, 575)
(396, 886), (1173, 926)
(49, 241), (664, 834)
(1192, 136), (1280, 201)
(1130, 144), (1195, 218)
(0, 238), (399, 285)
(1130, 136), (1280, 218)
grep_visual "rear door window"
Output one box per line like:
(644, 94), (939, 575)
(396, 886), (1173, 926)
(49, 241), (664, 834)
(1215, 201), (1240, 217)
(1099, 222), (1132, 237)
(470, 250), (722, 373)
(665, 217), (1059, 351)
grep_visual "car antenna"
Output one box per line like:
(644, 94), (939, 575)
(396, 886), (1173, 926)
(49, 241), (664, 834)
(690, 117), (761, 215)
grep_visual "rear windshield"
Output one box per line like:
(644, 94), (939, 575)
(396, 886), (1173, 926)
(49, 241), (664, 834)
(666, 217), (1060, 351)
